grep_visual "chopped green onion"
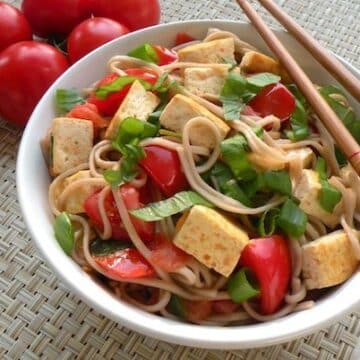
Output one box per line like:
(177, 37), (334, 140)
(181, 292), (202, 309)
(221, 135), (256, 181)
(286, 99), (309, 141)
(227, 268), (260, 303)
(315, 157), (342, 213)
(159, 129), (182, 138)
(277, 199), (307, 237)
(54, 212), (74, 255)
(257, 208), (280, 237)
(90, 239), (132, 257)
(152, 72), (170, 93)
(222, 179), (253, 207)
(130, 191), (213, 221)
(95, 76), (151, 100)
(241, 173), (266, 199)
(127, 43), (159, 64)
(55, 88), (85, 114)
(263, 170), (292, 196)
(168, 295), (187, 318)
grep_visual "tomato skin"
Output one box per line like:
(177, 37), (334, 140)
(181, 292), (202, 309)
(212, 300), (239, 314)
(175, 33), (195, 46)
(248, 83), (296, 122)
(0, 3), (32, 52)
(184, 300), (213, 323)
(87, 69), (158, 116)
(22, 0), (92, 37)
(67, 103), (108, 132)
(140, 146), (189, 197)
(153, 45), (178, 65)
(94, 248), (155, 279)
(0, 41), (69, 127)
(240, 235), (291, 315)
(84, 185), (155, 242)
(68, 17), (130, 64)
(93, 0), (160, 31)
(148, 233), (190, 272)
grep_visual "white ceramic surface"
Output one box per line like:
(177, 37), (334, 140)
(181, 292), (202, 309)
(17, 20), (360, 349)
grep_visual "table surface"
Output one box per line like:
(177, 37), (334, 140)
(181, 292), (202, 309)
(1, 0), (360, 359)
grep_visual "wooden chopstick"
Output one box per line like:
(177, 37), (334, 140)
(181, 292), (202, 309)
(235, 0), (360, 175)
(257, 0), (360, 103)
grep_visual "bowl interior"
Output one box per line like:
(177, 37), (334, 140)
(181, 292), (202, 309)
(17, 20), (360, 349)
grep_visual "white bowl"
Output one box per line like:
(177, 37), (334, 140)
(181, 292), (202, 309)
(17, 20), (360, 349)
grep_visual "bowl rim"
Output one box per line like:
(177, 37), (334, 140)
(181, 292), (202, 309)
(16, 19), (360, 350)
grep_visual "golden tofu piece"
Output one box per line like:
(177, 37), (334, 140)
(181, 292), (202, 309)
(240, 51), (291, 82)
(105, 80), (160, 139)
(61, 171), (100, 214)
(286, 148), (314, 168)
(247, 152), (286, 171)
(302, 230), (359, 289)
(294, 170), (342, 227)
(184, 66), (239, 99)
(159, 94), (230, 148)
(173, 205), (249, 277)
(178, 38), (235, 64)
(51, 117), (94, 176)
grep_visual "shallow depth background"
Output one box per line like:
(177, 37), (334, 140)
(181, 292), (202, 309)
(1, 0), (360, 359)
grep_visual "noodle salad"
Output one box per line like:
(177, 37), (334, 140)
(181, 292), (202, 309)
(42, 28), (360, 325)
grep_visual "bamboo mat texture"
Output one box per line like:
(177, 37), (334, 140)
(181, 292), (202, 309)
(1, 0), (360, 359)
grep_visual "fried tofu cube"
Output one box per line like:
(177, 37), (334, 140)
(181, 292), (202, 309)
(184, 66), (238, 99)
(286, 148), (314, 168)
(240, 51), (291, 82)
(247, 152), (286, 171)
(294, 170), (342, 227)
(61, 171), (100, 214)
(159, 94), (230, 148)
(302, 230), (359, 289)
(105, 80), (160, 139)
(178, 38), (235, 64)
(51, 117), (94, 176)
(173, 205), (249, 277)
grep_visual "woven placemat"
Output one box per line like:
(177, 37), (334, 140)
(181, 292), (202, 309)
(1, 0), (360, 358)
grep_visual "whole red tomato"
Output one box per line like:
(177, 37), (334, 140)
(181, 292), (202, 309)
(93, 0), (160, 31)
(0, 41), (69, 126)
(68, 17), (129, 64)
(0, 2), (32, 52)
(22, 0), (92, 37)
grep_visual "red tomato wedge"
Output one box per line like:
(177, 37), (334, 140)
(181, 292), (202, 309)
(240, 235), (291, 315)
(153, 45), (178, 65)
(94, 248), (155, 279)
(212, 300), (239, 315)
(84, 184), (155, 242)
(248, 83), (296, 122)
(140, 146), (189, 197)
(88, 68), (158, 116)
(148, 233), (190, 272)
(184, 300), (213, 323)
(67, 102), (108, 133)
(175, 32), (195, 46)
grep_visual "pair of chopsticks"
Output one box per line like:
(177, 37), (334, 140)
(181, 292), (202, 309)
(236, 0), (360, 175)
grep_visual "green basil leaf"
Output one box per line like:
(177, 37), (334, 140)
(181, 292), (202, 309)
(128, 43), (159, 64)
(130, 191), (213, 221)
(246, 72), (281, 88)
(257, 208), (280, 236)
(277, 199), (307, 237)
(90, 239), (132, 257)
(227, 268), (260, 303)
(220, 97), (246, 120)
(152, 72), (170, 93)
(263, 170), (292, 196)
(56, 88), (85, 114)
(95, 76), (152, 100)
(54, 212), (74, 255)
(222, 179), (253, 207)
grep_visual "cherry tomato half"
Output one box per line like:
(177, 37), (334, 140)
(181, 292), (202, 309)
(153, 45), (178, 66)
(93, 0), (160, 31)
(0, 41), (69, 127)
(175, 32), (195, 46)
(68, 17), (130, 64)
(84, 184), (155, 242)
(248, 83), (296, 122)
(0, 3), (32, 52)
(140, 146), (189, 197)
(240, 235), (291, 314)
(87, 68), (158, 116)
